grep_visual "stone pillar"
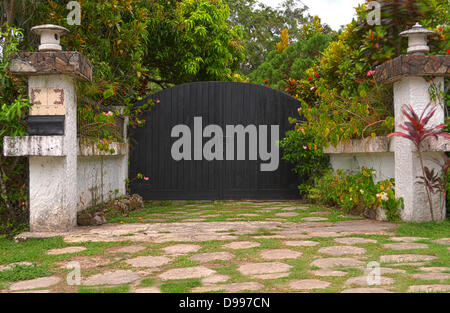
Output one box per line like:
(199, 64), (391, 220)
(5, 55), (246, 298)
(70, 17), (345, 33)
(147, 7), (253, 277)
(393, 76), (445, 222)
(5, 25), (92, 231)
(376, 23), (449, 222)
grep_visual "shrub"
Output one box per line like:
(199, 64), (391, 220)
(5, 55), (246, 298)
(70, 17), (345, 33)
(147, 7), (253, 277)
(0, 26), (30, 236)
(249, 17), (334, 91)
(279, 126), (329, 196)
(308, 167), (403, 221)
(286, 0), (449, 147)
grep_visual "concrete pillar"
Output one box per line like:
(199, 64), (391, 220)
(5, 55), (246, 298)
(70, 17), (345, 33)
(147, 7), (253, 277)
(28, 75), (78, 231)
(393, 76), (446, 221)
(5, 25), (93, 231)
(376, 23), (449, 222)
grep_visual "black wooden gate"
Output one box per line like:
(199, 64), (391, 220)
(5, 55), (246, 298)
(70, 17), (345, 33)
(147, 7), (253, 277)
(130, 82), (301, 200)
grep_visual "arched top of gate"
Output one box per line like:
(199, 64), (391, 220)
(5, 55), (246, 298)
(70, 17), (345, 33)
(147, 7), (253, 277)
(135, 81), (300, 108)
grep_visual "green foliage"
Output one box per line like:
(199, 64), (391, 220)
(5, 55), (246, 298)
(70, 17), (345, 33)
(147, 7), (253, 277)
(35, 0), (150, 102)
(276, 28), (290, 54)
(0, 264), (50, 282)
(279, 127), (329, 196)
(160, 279), (202, 293)
(226, 0), (314, 73)
(395, 220), (450, 239)
(286, 0), (449, 147)
(0, 25), (30, 236)
(249, 17), (334, 91)
(308, 167), (403, 221)
(144, 0), (245, 86)
(36, 0), (154, 136)
(0, 26), (29, 139)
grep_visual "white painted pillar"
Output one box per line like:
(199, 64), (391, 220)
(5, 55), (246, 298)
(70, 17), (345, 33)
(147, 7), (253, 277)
(4, 24), (93, 232)
(393, 76), (446, 222)
(28, 75), (78, 231)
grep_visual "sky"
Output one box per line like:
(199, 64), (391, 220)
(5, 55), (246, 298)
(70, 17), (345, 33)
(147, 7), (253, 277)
(259, 0), (365, 30)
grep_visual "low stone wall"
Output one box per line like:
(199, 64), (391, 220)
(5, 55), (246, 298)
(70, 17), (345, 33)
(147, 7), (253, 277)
(3, 136), (128, 214)
(324, 136), (449, 182)
(77, 141), (128, 211)
(324, 137), (394, 182)
(328, 152), (395, 183)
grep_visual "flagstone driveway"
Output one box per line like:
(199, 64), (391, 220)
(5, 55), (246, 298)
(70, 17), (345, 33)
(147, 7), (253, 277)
(1, 201), (449, 293)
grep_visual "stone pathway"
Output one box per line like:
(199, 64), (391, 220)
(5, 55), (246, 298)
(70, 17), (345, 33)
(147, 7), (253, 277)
(2, 200), (449, 293)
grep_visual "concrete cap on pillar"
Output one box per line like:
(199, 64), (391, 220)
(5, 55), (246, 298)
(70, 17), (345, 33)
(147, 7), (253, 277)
(31, 24), (69, 51)
(400, 22), (436, 55)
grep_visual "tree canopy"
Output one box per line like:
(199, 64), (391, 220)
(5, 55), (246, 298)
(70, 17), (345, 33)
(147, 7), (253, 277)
(225, 0), (313, 73)
(249, 17), (335, 91)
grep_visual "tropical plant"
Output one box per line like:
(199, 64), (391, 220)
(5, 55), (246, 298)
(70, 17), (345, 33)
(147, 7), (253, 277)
(249, 17), (334, 91)
(308, 167), (403, 221)
(285, 0), (449, 147)
(387, 103), (450, 221)
(144, 0), (245, 86)
(279, 126), (330, 196)
(225, 0), (312, 73)
(0, 25), (30, 236)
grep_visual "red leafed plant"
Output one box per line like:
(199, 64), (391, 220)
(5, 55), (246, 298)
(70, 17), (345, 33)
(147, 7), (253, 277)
(387, 103), (450, 221)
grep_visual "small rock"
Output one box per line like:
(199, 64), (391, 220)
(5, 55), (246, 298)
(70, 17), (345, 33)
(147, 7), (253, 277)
(134, 287), (161, 293)
(289, 279), (331, 290)
(222, 241), (261, 250)
(182, 218), (206, 222)
(202, 275), (230, 284)
(382, 243), (429, 250)
(389, 237), (427, 242)
(318, 246), (366, 256)
(341, 288), (392, 293)
(284, 240), (319, 247)
(159, 266), (216, 280)
(9, 276), (61, 291)
(407, 284), (450, 293)
(380, 254), (437, 264)
(108, 245), (146, 254)
(129, 194), (144, 211)
(311, 270), (347, 277)
(56, 256), (110, 269)
(260, 249), (302, 260)
(433, 238), (450, 245)
(77, 212), (106, 226)
(163, 244), (201, 255)
(301, 217), (328, 222)
(192, 282), (263, 293)
(251, 273), (289, 280)
(335, 238), (377, 245)
(410, 273), (450, 280)
(418, 267), (450, 273)
(310, 258), (365, 269)
(83, 270), (140, 285)
(190, 252), (234, 263)
(47, 246), (87, 255)
(0, 262), (33, 272)
(251, 273), (290, 280)
(238, 262), (292, 275)
(390, 262), (427, 267)
(126, 256), (171, 268)
(275, 212), (299, 217)
(282, 207), (303, 211)
(345, 276), (394, 286)
(364, 268), (406, 275)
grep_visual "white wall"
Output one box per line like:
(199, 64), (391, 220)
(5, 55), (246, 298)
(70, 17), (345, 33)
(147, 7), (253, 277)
(76, 155), (127, 211)
(329, 152), (395, 182)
